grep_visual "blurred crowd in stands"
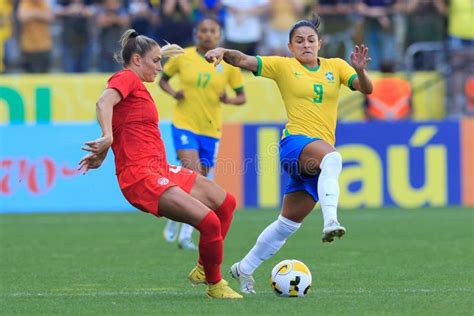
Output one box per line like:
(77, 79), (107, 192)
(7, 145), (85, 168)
(0, 0), (472, 74)
(0, 0), (473, 116)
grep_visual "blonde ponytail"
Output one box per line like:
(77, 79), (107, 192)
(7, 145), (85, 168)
(160, 42), (184, 58)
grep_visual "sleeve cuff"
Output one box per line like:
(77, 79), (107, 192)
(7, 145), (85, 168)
(348, 73), (357, 91)
(107, 87), (125, 100)
(161, 72), (171, 81)
(233, 86), (244, 94)
(252, 56), (263, 76)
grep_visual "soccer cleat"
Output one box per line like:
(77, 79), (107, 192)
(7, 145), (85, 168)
(322, 220), (346, 243)
(188, 264), (207, 286)
(229, 262), (256, 294)
(206, 279), (243, 299)
(163, 220), (178, 243)
(178, 238), (198, 251)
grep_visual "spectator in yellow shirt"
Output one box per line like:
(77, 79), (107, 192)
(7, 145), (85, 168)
(446, 0), (474, 49)
(0, 0), (13, 73)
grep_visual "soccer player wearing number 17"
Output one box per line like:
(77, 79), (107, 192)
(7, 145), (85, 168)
(205, 15), (373, 294)
(159, 17), (245, 251)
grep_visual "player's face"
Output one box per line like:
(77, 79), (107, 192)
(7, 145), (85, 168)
(288, 27), (321, 64)
(196, 19), (221, 50)
(138, 45), (162, 82)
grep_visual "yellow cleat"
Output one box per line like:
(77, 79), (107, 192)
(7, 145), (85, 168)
(206, 279), (243, 299)
(188, 264), (207, 286)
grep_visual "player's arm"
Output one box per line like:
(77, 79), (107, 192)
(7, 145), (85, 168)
(205, 48), (258, 73)
(79, 89), (122, 173)
(159, 73), (184, 100)
(221, 68), (246, 105)
(220, 89), (246, 106)
(350, 45), (373, 95)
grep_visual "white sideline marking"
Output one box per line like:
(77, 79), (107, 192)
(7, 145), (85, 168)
(2, 288), (472, 298)
(3, 290), (181, 298)
(317, 288), (474, 294)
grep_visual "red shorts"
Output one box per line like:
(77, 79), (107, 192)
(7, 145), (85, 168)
(117, 165), (198, 216)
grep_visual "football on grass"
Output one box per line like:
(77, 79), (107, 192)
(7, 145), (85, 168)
(270, 259), (312, 297)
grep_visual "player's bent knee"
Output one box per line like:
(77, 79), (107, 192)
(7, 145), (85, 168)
(320, 151), (342, 175)
(159, 186), (211, 225)
(226, 192), (237, 212)
(191, 175), (226, 210)
(196, 211), (222, 237)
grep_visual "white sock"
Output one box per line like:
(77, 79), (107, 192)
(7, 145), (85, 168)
(239, 215), (301, 276)
(317, 151), (342, 227)
(178, 223), (194, 242)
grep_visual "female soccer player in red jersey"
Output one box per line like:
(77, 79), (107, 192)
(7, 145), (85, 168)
(78, 29), (242, 299)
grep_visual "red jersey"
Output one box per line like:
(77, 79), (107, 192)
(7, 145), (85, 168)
(107, 69), (168, 175)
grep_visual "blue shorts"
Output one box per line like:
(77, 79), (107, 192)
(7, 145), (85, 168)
(279, 134), (321, 202)
(171, 125), (220, 168)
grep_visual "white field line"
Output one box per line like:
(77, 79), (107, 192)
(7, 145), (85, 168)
(1, 288), (473, 298)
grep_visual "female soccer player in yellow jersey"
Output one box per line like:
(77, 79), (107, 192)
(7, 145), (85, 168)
(159, 17), (246, 251)
(205, 15), (373, 294)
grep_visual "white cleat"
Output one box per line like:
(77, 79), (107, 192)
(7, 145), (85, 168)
(322, 220), (346, 243)
(163, 220), (178, 243)
(178, 238), (198, 251)
(230, 262), (256, 294)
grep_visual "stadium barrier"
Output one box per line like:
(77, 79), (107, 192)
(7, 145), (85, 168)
(1, 119), (472, 213)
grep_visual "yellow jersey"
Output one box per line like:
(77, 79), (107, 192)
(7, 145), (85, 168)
(0, 1), (12, 73)
(448, 0), (474, 40)
(254, 56), (357, 145)
(163, 46), (244, 138)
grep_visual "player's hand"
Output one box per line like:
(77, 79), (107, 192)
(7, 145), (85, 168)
(81, 136), (112, 155)
(350, 44), (371, 72)
(78, 152), (104, 175)
(174, 90), (185, 100)
(205, 48), (225, 66)
(219, 93), (229, 103)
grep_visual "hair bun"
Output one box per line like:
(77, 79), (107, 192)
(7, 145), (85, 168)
(130, 31), (139, 38)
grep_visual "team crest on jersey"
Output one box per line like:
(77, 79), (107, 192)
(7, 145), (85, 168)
(158, 177), (169, 185)
(325, 72), (335, 81)
(180, 134), (189, 145)
(216, 64), (224, 73)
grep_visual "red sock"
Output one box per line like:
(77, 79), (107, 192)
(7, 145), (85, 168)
(214, 192), (237, 239)
(198, 193), (236, 266)
(195, 212), (223, 284)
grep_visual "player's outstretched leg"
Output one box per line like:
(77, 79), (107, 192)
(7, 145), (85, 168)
(159, 186), (242, 299)
(180, 191), (235, 251)
(187, 176), (238, 286)
(230, 191), (314, 294)
(187, 193), (236, 285)
(230, 215), (301, 294)
(195, 212), (241, 299)
(317, 151), (346, 243)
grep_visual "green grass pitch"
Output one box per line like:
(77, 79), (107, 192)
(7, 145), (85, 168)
(1, 207), (473, 315)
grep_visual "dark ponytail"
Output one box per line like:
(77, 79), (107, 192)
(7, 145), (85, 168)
(289, 14), (321, 42)
(114, 29), (158, 66)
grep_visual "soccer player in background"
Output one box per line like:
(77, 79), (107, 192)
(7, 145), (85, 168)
(159, 17), (246, 251)
(78, 29), (242, 299)
(205, 15), (373, 294)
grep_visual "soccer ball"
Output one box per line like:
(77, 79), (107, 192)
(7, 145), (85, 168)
(270, 259), (312, 297)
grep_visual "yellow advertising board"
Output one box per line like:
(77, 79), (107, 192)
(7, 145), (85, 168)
(0, 72), (445, 124)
